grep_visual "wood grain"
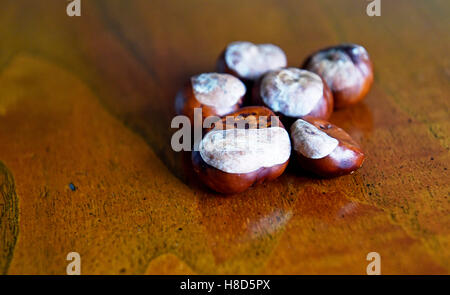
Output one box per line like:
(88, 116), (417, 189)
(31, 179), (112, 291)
(0, 0), (448, 274)
(0, 161), (19, 274)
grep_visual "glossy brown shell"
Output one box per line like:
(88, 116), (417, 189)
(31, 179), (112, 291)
(302, 44), (373, 109)
(192, 106), (290, 194)
(293, 116), (365, 177)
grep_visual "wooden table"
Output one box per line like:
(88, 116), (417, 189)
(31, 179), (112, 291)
(0, 0), (448, 275)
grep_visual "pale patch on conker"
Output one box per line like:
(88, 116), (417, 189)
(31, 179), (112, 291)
(225, 41), (287, 80)
(308, 49), (363, 91)
(290, 119), (338, 159)
(260, 68), (324, 117)
(199, 127), (291, 174)
(191, 73), (246, 108)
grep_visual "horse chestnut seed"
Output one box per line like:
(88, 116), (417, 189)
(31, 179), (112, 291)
(217, 41), (287, 82)
(192, 106), (291, 194)
(302, 44), (373, 108)
(290, 116), (365, 177)
(175, 73), (246, 124)
(252, 68), (333, 122)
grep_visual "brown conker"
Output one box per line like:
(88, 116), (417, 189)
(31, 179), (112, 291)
(290, 116), (365, 177)
(302, 44), (373, 108)
(252, 68), (333, 124)
(175, 73), (246, 125)
(217, 41), (287, 83)
(192, 106), (291, 194)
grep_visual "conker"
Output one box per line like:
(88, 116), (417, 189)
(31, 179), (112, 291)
(192, 106), (291, 194)
(175, 73), (246, 124)
(217, 41), (287, 83)
(252, 68), (333, 123)
(290, 116), (365, 177)
(302, 44), (373, 108)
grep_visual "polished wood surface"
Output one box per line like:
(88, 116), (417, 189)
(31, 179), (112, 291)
(0, 0), (448, 274)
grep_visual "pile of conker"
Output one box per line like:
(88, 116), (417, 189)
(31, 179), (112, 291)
(175, 41), (373, 194)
